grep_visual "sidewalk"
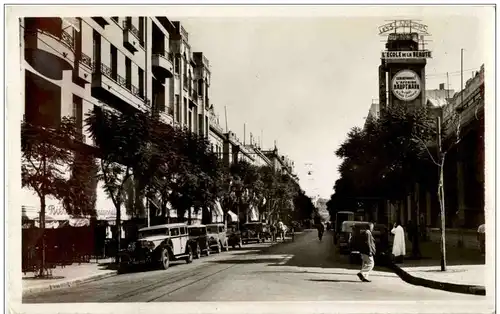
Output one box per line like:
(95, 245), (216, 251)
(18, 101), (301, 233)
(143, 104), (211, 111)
(23, 258), (117, 295)
(391, 239), (486, 295)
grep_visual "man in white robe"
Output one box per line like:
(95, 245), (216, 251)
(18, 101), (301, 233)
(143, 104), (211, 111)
(391, 221), (406, 263)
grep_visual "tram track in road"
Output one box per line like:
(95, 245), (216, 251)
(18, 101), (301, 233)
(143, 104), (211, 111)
(108, 249), (258, 302)
(145, 263), (239, 302)
(108, 262), (227, 302)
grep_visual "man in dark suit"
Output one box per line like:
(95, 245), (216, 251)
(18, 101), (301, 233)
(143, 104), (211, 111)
(357, 222), (376, 282)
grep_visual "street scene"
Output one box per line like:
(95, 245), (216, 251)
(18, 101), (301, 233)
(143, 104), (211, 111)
(23, 230), (484, 303)
(13, 6), (492, 312)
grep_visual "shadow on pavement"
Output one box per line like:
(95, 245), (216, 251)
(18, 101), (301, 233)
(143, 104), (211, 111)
(308, 279), (360, 283)
(253, 270), (397, 278)
(209, 258), (286, 265)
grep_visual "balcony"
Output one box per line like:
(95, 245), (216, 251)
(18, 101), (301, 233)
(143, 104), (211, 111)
(122, 20), (143, 53)
(76, 52), (93, 83)
(24, 23), (75, 75)
(152, 51), (174, 79)
(92, 17), (109, 28)
(91, 62), (147, 111)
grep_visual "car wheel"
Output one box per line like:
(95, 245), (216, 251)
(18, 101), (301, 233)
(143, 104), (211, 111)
(186, 246), (193, 264)
(161, 248), (170, 270)
(195, 245), (201, 259)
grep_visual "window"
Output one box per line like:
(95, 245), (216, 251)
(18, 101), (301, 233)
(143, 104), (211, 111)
(219, 226), (224, 233)
(205, 116), (208, 137)
(110, 45), (117, 80)
(188, 110), (192, 131)
(175, 95), (180, 122)
(184, 98), (187, 125)
(125, 58), (132, 90)
(181, 227), (187, 235)
(72, 95), (83, 134)
(138, 67), (144, 98)
(171, 228), (180, 236)
(175, 56), (180, 74)
(198, 79), (203, 96)
(92, 30), (101, 66)
(138, 17), (145, 44)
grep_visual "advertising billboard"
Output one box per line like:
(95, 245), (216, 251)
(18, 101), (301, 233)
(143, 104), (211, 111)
(391, 69), (422, 102)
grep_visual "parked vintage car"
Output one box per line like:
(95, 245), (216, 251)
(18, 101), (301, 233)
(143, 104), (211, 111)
(119, 223), (194, 271)
(206, 223), (229, 253)
(337, 220), (360, 254)
(187, 225), (210, 259)
(241, 222), (269, 244)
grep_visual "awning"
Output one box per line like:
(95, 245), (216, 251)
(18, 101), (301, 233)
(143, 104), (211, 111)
(227, 210), (238, 222)
(249, 206), (258, 221)
(214, 200), (224, 216)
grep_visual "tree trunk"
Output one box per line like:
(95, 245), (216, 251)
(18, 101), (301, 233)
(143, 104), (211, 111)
(39, 195), (46, 277)
(116, 202), (121, 263)
(439, 162), (447, 271)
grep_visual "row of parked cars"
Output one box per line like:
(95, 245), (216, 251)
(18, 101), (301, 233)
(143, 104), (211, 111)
(118, 222), (272, 271)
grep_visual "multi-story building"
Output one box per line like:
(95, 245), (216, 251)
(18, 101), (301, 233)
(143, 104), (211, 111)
(207, 104), (225, 160)
(20, 16), (212, 224)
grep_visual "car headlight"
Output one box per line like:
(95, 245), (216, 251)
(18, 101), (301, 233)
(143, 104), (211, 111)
(140, 241), (155, 250)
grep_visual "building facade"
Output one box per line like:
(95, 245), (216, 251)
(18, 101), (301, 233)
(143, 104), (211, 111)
(21, 16), (212, 223)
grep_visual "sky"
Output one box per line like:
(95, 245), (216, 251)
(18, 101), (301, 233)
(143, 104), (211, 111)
(176, 9), (490, 200)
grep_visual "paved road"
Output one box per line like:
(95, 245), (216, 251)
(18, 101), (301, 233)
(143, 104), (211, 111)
(23, 230), (486, 302)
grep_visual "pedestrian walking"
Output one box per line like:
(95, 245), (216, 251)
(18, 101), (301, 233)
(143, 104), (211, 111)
(477, 223), (485, 256)
(391, 221), (406, 263)
(317, 222), (325, 241)
(357, 222), (376, 282)
(270, 224), (276, 242)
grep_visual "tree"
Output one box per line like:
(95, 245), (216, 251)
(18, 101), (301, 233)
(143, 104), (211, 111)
(293, 190), (315, 222)
(21, 117), (79, 277)
(62, 151), (98, 218)
(86, 106), (154, 260)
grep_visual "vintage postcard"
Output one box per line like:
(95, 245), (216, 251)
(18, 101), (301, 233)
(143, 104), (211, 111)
(5, 3), (496, 314)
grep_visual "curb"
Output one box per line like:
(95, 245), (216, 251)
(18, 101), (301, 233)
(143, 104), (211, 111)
(23, 271), (118, 295)
(389, 263), (486, 296)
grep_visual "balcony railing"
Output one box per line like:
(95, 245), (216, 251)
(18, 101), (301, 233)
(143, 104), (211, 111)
(122, 20), (143, 46)
(180, 25), (189, 40)
(79, 52), (92, 69)
(152, 51), (173, 61)
(61, 29), (75, 51)
(93, 62), (144, 100)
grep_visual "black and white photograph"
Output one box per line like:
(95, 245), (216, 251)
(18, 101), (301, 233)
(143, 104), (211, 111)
(5, 3), (496, 314)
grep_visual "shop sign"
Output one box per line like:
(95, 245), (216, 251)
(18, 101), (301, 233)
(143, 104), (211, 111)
(381, 50), (432, 59)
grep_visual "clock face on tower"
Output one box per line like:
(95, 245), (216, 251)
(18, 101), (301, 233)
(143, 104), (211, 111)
(391, 69), (422, 102)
